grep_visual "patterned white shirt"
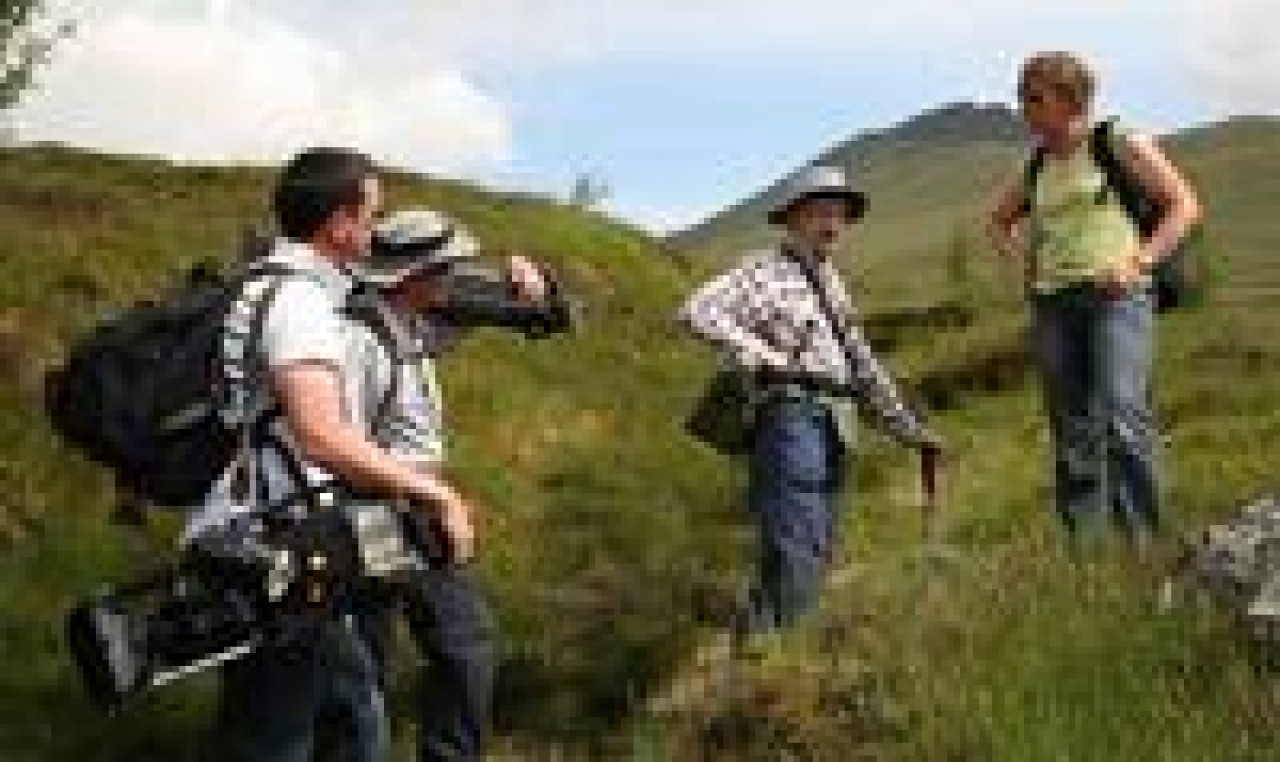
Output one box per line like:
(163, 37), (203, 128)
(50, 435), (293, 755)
(679, 245), (930, 448)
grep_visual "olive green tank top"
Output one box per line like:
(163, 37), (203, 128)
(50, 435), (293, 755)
(1027, 127), (1142, 294)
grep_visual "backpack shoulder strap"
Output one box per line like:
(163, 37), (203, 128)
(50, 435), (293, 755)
(226, 267), (299, 505)
(343, 286), (406, 432)
(1090, 120), (1122, 185)
(785, 250), (866, 392)
(1087, 118), (1153, 229)
(225, 262), (303, 391)
(1020, 145), (1049, 214)
(1088, 118), (1123, 176)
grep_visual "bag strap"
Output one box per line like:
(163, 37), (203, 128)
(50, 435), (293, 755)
(784, 249), (867, 396)
(231, 272), (410, 511)
(228, 270), (296, 505)
(1020, 119), (1152, 234)
(343, 284), (406, 433)
(1021, 145), (1049, 216)
(1020, 121), (1136, 218)
(1087, 119), (1162, 237)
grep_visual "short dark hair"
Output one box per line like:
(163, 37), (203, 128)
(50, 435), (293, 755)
(272, 147), (377, 241)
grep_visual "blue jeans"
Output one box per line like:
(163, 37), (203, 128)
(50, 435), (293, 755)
(741, 393), (848, 634)
(206, 618), (388, 762)
(1031, 285), (1162, 541)
(357, 563), (497, 762)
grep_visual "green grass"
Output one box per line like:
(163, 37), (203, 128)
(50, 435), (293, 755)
(2, 119), (1279, 761)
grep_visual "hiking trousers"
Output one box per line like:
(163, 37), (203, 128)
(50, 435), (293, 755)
(741, 393), (849, 634)
(356, 561), (498, 762)
(1031, 285), (1162, 541)
(206, 617), (388, 762)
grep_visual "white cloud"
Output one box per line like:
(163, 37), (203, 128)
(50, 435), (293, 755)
(7, 0), (1263, 233)
(9, 0), (512, 173)
(1179, 0), (1280, 115)
(403, 0), (1159, 68)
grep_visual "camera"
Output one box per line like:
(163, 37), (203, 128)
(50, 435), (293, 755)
(432, 262), (581, 340)
(67, 497), (435, 712)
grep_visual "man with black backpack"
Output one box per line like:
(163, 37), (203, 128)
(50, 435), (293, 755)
(187, 148), (484, 762)
(48, 141), (570, 755)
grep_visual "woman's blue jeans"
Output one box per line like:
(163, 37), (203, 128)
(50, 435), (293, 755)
(1030, 285), (1162, 541)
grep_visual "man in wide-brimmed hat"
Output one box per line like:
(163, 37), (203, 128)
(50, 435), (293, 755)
(680, 165), (944, 636)
(340, 207), (555, 762)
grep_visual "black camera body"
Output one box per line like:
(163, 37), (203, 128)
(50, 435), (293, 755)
(432, 263), (580, 340)
(67, 498), (435, 712)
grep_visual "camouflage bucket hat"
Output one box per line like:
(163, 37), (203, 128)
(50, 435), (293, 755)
(357, 208), (479, 288)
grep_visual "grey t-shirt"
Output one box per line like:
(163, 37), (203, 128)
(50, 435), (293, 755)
(184, 240), (446, 540)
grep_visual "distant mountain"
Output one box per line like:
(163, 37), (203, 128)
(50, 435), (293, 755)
(669, 102), (1028, 252)
(667, 104), (1280, 315)
(849, 101), (1028, 146)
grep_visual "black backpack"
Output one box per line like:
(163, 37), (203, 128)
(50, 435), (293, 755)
(1026, 119), (1204, 312)
(44, 262), (301, 507)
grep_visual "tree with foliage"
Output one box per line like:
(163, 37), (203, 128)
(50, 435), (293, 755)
(2, 0), (67, 112)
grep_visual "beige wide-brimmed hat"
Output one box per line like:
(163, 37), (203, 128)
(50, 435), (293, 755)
(356, 208), (479, 288)
(767, 164), (868, 225)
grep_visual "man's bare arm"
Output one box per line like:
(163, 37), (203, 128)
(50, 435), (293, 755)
(272, 362), (476, 560)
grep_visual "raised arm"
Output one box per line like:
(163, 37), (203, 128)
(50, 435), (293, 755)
(1117, 132), (1204, 267)
(988, 172), (1030, 257)
(987, 170), (1037, 287)
(678, 262), (792, 372)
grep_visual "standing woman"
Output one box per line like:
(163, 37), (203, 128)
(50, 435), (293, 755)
(989, 52), (1202, 547)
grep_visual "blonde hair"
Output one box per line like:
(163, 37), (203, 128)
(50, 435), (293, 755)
(1018, 51), (1096, 113)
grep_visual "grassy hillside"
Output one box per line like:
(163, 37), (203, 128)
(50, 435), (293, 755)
(1, 109), (1279, 762)
(657, 113), (1280, 761)
(0, 144), (720, 760)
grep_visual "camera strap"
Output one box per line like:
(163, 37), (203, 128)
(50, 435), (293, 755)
(784, 247), (862, 396)
(345, 284), (409, 437)
(232, 283), (411, 516)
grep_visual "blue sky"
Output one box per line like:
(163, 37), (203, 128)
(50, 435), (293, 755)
(9, 0), (1276, 232)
